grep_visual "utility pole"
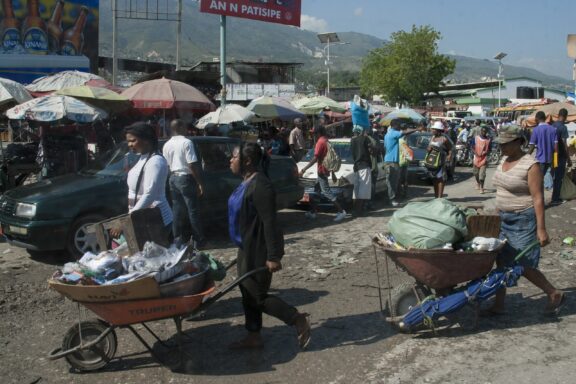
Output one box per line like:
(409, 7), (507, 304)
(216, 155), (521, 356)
(220, 15), (227, 106)
(111, 0), (117, 85)
(176, 0), (182, 71)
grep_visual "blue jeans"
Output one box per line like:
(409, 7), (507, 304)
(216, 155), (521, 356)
(540, 163), (553, 190)
(169, 174), (205, 244)
(383, 162), (399, 201)
(498, 207), (540, 268)
(552, 158), (567, 202)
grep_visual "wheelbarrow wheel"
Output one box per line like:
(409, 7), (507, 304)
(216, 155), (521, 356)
(389, 282), (429, 331)
(62, 320), (117, 372)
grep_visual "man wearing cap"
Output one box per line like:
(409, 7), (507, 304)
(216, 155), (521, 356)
(528, 111), (558, 192)
(383, 119), (418, 206)
(550, 108), (573, 205)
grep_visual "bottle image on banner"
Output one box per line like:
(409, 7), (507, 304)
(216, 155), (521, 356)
(21, 0), (49, 54)
(1, 0), (21, 50)
(47, 0), (65, 53)
(61, 6), (89, 56)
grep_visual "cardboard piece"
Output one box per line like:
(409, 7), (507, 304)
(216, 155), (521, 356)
(48, 276), (161, 303)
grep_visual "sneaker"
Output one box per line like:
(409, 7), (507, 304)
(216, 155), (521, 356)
(391, 200), (400, 207)
(334, 210), (347, 222)
(305, 211), (317, 220)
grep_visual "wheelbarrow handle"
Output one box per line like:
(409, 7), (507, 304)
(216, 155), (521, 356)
(198, 266), (269, 311)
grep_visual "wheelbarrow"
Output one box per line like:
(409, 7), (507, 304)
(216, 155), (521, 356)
(373, 233), (539, 333)
(47, 263), (269, 372)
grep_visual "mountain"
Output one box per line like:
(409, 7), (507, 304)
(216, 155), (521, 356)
(98, 1), (572, 90)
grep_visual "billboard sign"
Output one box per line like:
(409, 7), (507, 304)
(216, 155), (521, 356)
(200, 0), (301, 27)
(0, 0), (99, 77)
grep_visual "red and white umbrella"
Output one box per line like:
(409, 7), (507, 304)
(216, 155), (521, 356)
(121, 78), (215, 112)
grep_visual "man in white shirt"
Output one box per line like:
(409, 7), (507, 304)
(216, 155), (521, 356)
(163, 119), (206, 247)
(289, 117), (306, 161)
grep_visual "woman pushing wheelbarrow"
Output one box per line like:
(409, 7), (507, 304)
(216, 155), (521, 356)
(485, 124), (565, 316)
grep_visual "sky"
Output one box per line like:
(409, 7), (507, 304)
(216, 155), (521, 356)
(299, 0), (576, 79)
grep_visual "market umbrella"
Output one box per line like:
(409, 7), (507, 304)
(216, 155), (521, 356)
(522, 102), (576, 127)
(5, 95), (108, 123)
(246, 96), (304, 121)
(25, 70), (108, 95)
(0, 77), (33, 107)
(121, 77), (215, 112)
(196, 104), (256, 129)
(400, 266), (524, 331)
(55, 85), (131, 113)
(380, 108), (426, 126)
(291, 95), (347, 114)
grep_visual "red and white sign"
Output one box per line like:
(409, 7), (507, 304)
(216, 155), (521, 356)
(200, 0), (301, 27)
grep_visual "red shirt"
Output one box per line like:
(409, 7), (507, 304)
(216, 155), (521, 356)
(315, 136), (329, 176)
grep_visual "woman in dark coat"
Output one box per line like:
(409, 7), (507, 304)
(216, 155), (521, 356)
(228, 142), (311, 350)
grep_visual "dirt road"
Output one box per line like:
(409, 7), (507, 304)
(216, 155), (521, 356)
(1, 167), (575, 384)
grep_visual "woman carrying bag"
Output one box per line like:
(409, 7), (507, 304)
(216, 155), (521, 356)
(228, 142), (311, 350)
(110, 122), (173, 244)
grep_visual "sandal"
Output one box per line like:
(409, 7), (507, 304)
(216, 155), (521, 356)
(295, 313), (311, 350)
(545, 293), (566, 316)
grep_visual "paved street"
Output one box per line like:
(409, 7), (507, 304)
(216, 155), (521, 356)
(1, 166), (576, 384)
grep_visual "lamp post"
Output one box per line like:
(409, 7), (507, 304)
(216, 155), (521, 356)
(317, 33), (349, 96)
(567, 35), (576, 100)
(494, 52), (507, 108)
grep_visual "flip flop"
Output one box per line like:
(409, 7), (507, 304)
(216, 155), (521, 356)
(545, 293), (566, 316)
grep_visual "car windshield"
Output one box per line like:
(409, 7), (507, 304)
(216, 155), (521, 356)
(303, 142), (353, 164)
(406, 133), (431, 149)
(79, 143), (139, 177)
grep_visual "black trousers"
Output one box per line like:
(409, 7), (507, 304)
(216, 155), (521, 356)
(238, 269), (298, 332)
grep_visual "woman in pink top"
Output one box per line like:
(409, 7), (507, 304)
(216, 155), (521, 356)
(487, 125), (564, 316)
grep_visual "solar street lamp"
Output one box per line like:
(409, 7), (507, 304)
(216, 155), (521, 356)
(494, 52), (507, 108)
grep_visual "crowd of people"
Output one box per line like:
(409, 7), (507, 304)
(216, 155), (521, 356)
(112, 105), (573, 348)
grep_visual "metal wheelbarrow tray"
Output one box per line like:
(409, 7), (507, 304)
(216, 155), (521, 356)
(382, 246), (499, 291)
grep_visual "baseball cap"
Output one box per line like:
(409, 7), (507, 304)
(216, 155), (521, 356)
(495, 124), (523, 144)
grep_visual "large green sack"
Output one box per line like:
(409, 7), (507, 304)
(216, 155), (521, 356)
(389, 199), (468, 249)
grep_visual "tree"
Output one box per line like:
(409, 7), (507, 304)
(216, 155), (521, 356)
(360, 25), (455, 106)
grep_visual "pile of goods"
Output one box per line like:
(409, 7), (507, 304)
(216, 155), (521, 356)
(384, 198), (505, 251)
(51, 242), (222, 297)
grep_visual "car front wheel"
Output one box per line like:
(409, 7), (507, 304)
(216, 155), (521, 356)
(67, 214), (108, 259)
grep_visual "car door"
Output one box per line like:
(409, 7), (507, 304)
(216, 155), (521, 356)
(194, 140), (241, 221)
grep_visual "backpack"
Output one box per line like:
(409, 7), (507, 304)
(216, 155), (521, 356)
(322, 141), (341, 172)
(424, 141), (446, 171)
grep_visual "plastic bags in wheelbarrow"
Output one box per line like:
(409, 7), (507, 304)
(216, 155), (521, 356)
(388, 198), (468, 249)
(399, 266), (524, 331)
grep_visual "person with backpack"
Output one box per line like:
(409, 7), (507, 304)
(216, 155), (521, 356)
(299, 125), (347, 222)
(426, 121), (453, 198)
